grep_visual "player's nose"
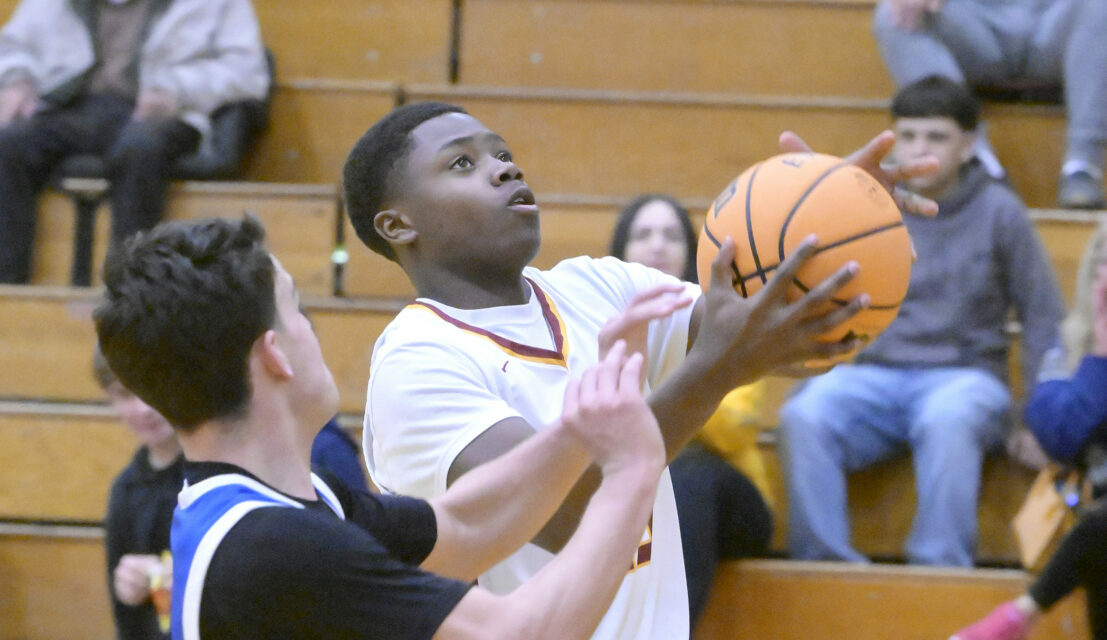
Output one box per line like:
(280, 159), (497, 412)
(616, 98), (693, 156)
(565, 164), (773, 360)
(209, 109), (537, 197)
(491, 159), (524, 185)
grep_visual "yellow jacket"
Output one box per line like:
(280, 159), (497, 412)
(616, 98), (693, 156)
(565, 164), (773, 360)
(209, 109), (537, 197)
(696, 382), (774, 506)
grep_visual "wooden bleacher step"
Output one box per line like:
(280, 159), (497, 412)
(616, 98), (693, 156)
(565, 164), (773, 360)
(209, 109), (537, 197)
(0, 286), (404, 415)
(0, 522), (112, 640)
(694, 560), (1090, 640)
(457, 0), (893, 98)
(34, 182), (343, 294)
(242, 80), (1067, 209)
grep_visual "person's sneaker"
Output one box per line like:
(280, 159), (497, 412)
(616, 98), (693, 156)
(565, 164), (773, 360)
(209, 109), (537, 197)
(949, 602), (1032, 640)
(1058, 170), (1107, 209)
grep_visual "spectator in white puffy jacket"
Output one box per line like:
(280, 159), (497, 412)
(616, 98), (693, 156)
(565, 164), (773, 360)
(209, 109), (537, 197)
(0, 0), (269, 284)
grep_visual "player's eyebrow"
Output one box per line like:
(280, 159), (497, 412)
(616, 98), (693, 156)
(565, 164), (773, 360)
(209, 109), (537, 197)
(438, 132), (507, 153)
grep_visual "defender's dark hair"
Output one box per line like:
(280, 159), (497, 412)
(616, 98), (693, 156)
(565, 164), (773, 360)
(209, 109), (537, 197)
(93, 215), (277, 431)
(343, 102), (467, 262)
(891, 75), (980, 132)
(609, 194), (699, 283)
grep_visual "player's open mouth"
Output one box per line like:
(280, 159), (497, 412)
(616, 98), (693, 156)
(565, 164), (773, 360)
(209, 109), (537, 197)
(507, 186), (538, 213)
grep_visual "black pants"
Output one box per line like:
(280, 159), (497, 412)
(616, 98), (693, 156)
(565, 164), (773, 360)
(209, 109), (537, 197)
(0, 93), (199, 283)
(1029, 500), (1107, 639)
(669, 443), (773, 629)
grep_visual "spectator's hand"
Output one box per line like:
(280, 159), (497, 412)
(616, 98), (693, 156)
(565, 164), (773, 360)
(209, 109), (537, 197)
(1093, 264), (1107, 357)
(560, 341), (664, 474)
(778, 129), (941, 217)
(113, 553), (161, 606)
(689, 235), (868, 387)
(1006, 428), (1050, 471)
(597, 282), (693, 387)
(0, 80), (38, 126)
(133, 89), (178, 121)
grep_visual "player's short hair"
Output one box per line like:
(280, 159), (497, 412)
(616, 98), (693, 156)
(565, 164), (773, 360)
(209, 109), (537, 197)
(610, 194), (699, 283)
(94, 215), (277, 431)
(343, 101), (468, 262)
(891, 75), (980, 132)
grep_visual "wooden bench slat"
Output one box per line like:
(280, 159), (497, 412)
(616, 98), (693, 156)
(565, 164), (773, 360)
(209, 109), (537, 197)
(695, 560), (1090, 640)
(256, 0), (453, 83)
(459, 0), (893, 97)
(0, 531), (112, 640)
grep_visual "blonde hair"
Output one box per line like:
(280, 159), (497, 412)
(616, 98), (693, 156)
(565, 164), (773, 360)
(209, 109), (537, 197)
(1061, 219), (1107, 370)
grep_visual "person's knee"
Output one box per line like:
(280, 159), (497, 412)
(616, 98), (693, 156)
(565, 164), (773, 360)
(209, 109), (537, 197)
(779, 390), (837, 445)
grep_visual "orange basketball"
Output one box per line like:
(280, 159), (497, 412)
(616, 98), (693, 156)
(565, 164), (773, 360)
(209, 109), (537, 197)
(696, 152), (913, 353)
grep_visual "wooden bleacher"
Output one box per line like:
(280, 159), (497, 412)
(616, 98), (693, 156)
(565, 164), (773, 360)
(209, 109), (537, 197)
(694, 560), (1090, 639)
(2, 0), (1103, 637)
(0, 285), (403, 415)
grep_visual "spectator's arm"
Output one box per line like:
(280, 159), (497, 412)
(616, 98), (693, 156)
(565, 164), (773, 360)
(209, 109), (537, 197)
(1025, 356), (1107, 462)
(141, 0), (268, 115)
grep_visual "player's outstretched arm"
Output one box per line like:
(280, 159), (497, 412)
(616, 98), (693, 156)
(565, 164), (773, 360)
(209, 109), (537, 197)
(431, 343), (664, 640)
(422, 342), (663, 582)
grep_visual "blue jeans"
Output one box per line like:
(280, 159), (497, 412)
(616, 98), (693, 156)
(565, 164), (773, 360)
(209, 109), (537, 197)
(779, 364), (1010, 566)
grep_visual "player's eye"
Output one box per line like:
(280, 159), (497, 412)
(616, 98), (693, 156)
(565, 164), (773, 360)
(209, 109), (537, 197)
(496, 150), (513, 163)
(450, 155), (473, 169)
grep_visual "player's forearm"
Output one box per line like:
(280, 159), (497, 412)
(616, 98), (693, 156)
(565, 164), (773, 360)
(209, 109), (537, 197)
(424, 422), (591, 580)
(499, 461), (660, 639)
(649, 348), (742, 464)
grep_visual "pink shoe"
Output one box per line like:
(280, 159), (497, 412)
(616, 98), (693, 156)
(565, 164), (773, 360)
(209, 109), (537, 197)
(949, 602), (1032, 640)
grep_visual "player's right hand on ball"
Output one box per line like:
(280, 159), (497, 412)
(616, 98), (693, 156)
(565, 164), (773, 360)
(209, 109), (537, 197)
(689, 235), (868, 385)
(560, 340), (664, 475)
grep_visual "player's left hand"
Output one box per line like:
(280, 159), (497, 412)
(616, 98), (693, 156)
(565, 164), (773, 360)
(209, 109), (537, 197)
(597, 282), (693, 386)
(778, 129), (940, 217)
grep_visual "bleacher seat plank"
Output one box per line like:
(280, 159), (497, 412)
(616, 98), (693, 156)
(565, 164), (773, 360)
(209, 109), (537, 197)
(395, 84), (1068, 209)
(33, 184), (340, 294)
(695, 560), (1090, 640)
(0, 404), (129, 522)
(0, 287), (403, 415)
(0, 526), (112, 640)
(255, 0), (453, 83)
(241, 80), (398, 184)
(1030, 210), (1101, 306)
(460, 0), (893, 98)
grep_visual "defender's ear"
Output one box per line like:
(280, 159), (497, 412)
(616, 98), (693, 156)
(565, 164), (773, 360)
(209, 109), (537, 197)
(374, 210), (417, 247)
(256, 330), (293, 379)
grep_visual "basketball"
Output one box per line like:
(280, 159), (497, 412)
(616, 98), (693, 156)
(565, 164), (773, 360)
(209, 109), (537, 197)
(696, 152), (913, 354)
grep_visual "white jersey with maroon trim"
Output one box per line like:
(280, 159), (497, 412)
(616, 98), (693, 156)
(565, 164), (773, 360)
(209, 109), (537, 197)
(364, 256), (698, 640)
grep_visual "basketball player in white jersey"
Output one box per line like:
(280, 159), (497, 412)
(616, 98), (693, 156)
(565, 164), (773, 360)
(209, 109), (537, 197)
(344, 102), (937, 639)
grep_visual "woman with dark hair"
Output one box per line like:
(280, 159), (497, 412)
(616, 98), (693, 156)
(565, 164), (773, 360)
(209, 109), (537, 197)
(610, 194), (774, 630)
(610, 194), (699, 283)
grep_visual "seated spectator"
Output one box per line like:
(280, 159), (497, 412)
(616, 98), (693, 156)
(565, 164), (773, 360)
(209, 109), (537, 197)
(609, 194), (773, 629)
(950, 220), (1107, 640)
(779, 76), (1065, 567)
(94, 215), (667, 639)
(95, 345), (182, 640)
(0, 0), (269, 284)
(872, 0), (1107, 209)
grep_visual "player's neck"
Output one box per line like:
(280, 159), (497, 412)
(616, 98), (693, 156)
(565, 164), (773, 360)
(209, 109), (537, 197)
(412, 266), (530, 309)
(181, 410), (317, 499)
